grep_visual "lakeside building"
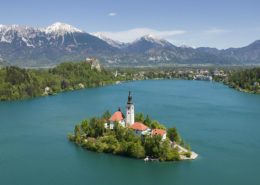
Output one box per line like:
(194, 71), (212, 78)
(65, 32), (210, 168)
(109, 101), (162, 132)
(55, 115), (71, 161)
(106, 109), (125, 129)
(130, 122), (150, 135)
(151, 129), (167, 140)
(193, 74), (213, 81)
(105, 92), (167, 140)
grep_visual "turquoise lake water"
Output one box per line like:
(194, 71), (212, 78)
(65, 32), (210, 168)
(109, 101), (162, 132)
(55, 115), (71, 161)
(0, 80), (260, 185)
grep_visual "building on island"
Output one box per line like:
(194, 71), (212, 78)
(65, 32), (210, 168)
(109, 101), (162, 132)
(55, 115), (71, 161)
(129, 122), (150, 135)
(106, 108), (125, 129)
(126, 91), (135, 126)
(105, 91), (167, 140)
(151, 129), (167, 140)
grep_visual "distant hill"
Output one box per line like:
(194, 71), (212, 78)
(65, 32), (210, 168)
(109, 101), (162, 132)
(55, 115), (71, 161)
(0, 22), (260, 67)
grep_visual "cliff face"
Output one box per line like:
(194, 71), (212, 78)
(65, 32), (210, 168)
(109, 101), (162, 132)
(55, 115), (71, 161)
(86, 57), (101, 72)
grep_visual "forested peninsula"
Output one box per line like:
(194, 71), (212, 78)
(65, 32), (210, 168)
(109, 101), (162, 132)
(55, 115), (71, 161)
(0, 59), (118, 101)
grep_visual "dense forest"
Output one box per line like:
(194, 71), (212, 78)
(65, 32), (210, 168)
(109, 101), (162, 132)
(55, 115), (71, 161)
(68, 111), (189, 161)
(225, 68), (260, 93)
(0, 61), (118, 100)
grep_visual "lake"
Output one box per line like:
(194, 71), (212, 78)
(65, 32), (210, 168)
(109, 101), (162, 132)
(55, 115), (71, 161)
(0, 80), (260, 185)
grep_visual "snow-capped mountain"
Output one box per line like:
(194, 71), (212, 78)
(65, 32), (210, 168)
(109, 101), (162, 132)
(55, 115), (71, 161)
(0, 22), (83, 38)
(0, 22), (84, 48)
(133, 34), (174, 47)
(0, 22), (89, 47)
(180, 44), (194, 49)
(124, 34), (175, 54)
(0, 24), (44, 47)
(91, 33), (173, 50)
(92, 32), (127, 48)
(1, 22), (260, 67)
(45, 22), (83, 35)
(0, 22), (119, 66)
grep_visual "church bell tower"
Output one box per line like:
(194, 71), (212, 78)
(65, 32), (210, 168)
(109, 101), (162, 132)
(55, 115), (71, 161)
(126, 91), (135, 126)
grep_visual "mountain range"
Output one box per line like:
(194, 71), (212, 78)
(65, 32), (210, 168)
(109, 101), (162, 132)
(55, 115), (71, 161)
(0, 22), (260, 67)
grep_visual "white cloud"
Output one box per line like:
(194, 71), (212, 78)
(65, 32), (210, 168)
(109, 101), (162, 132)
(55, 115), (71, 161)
(92, 28), (187, 43)
(108, 12), (117, 16)
(205, 28), (230, 34)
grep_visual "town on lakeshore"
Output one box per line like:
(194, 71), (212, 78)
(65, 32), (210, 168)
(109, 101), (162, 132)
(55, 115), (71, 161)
(68, 91), (198, 161)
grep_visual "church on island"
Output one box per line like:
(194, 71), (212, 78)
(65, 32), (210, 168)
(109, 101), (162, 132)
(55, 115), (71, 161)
(104, 92), (167, 140)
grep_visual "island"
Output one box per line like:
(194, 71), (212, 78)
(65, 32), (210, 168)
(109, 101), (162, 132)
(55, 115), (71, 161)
(68, 92), (198, 162)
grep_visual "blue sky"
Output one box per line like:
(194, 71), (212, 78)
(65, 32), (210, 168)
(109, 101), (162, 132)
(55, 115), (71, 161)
(0, 0), (260, 48)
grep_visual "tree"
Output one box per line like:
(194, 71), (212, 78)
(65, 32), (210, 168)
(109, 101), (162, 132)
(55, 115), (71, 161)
(74, 125), (82, 144)
(61, 80), (69, 89)
(144, 115), (152, 127)
(96, 119), (105, 137)
(80, 120), (89, 134)
(167, 127), (181, 144)
(144, 135), (162, 158)
(159, 139), (180, 161)
(5, 66), (30, 85)
(127, 141), (145, 158)
(100, 135), (120, 153)
(124, 129), (138, 142)
(150, 120), (166, 129)
(114, 122), (127, 141)
(135, 113), (144, 122)
(102, 110), (111, 120)
(88, 117), (105, 137)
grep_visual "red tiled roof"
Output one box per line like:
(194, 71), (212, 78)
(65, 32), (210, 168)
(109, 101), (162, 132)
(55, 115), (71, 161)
(130, 122), (148, 131)
(151, 129), (166, 137)
(109, 111), (124, 122)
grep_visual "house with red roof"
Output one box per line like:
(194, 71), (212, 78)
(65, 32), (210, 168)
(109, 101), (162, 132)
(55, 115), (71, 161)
(151, 129), (167, 140)
(129, 122), (150, 135)
(105, 108), (125, 129)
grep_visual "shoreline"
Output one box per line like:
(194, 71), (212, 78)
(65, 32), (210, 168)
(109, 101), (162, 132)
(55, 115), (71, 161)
(175, 144), (198, 160)
(144, 143), (198, 162)
(77, 137), (198, 162)
(1, 78), (259, 102)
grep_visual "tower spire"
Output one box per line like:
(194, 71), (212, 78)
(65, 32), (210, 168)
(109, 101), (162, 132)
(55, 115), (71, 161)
(127, 91), (132, 104)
